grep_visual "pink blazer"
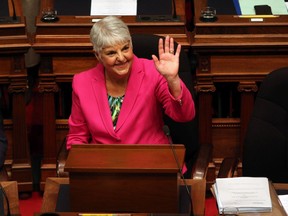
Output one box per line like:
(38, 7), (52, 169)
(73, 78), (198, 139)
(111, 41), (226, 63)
(66, 55), (195, 149)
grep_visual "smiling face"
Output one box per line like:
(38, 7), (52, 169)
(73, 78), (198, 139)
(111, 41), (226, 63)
(97, 41), (134, 80)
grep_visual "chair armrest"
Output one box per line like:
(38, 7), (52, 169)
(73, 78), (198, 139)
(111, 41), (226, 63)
(0, 181), (20, 214)
(191, 144), (213, 179)
(217, 157), (239, 178)
(178, 144), (212, 216)
(56, 138), (69, 177)
(41, 177), (69, 212)
(178, 178), (206, 216)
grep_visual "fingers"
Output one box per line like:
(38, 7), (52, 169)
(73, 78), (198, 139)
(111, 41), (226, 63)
(164, 35), (178, 55)
(164, 35), (173, 54)
(175, 43), (181, 57)
(158, 38), (164, 56)
(152, 54), (159, 64)
(158, 35), (181, 56)
(169, 37), (174, 54)
(168, 36), (181, 57)
(164, 36), (169, 53)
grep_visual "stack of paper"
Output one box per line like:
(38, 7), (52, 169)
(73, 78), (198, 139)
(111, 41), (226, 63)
(279, 195), (288, 215)
(90, 0), (137, 15)
(212, 177), (272, 214)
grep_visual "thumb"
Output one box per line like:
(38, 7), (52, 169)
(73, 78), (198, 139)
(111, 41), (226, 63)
(152, 55), (159, 66)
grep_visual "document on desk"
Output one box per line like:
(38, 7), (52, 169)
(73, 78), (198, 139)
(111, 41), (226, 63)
(238, 0), (288, 15)
(212, 177), (272, 214)
(279, 195), (288, 215)
(90, 0), (137, 15)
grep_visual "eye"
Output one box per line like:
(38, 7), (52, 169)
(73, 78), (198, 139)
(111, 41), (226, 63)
(122, 44), (130, 52)
(106, 51), (116, 56)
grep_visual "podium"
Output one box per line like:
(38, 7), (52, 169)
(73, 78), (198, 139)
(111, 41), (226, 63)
(64, 144), (185, 213)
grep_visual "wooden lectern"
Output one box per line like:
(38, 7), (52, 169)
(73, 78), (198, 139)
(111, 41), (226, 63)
(64, 144), (185, 213)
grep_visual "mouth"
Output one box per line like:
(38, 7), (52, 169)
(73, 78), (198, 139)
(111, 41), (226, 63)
(115, 61), (129, 70)
(116, 60), (128, 66)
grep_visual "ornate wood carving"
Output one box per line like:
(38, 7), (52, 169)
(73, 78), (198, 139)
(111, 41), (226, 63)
(38, 83), (59, 93)
(195, 83), (216, 93)
(237, 81), (258, 93)
(198, 55), (210, 73)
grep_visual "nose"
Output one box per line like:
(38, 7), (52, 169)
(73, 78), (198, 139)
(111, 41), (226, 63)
(116, 51), (125, 61)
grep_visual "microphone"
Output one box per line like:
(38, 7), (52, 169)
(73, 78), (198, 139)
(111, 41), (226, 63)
(163, 125), (173, 145)
(0, 183), (11, 216)
(0, 0), (20, 24)
(11, 0), (17, 21)
(172, 0), (180, 21)
(163, 125), (184, 175)
(163, 125), (194, 216)
(10, 0), (20, 23)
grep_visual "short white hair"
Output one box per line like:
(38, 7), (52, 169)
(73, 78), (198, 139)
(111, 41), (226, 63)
(90, 16), (132, 54)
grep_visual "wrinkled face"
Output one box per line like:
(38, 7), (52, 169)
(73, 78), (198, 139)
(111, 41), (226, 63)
(97, 41), (133, 79)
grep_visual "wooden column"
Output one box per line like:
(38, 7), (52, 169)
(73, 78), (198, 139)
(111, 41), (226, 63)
(38, 55), (59, 190)
(0, 20), (32, 192)
(195, 55), (215, 146)
(238, 81), (258, 159)
(8, 54), (33, 192)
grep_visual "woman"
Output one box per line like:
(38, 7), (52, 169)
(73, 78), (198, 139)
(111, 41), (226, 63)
(66, 16), (195, 149)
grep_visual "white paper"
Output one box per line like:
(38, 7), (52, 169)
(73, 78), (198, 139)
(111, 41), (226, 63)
(213, 177), (272, 214)
(279, 194), (288, 215)
(90, 0), (137, 16)
(238, 0), (288, 15)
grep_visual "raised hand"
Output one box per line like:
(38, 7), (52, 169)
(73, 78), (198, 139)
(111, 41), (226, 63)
(152, 35), (181, 80)
(152, 35), (182, 98)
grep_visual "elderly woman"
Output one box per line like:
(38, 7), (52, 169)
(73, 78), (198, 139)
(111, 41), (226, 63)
(66, 16), (195, 149)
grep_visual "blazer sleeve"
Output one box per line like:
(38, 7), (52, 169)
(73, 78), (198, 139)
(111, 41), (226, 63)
(157, 77), (195, 122)
(66, 77), (91, 149)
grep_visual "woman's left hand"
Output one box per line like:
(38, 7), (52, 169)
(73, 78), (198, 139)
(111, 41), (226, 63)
(152, 35), (181, 81)
(152, 35), (182, 98)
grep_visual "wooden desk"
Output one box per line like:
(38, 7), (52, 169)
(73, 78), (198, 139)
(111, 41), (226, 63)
(36, 213), (186, 216)
(35, 16), (190, 48)
(40, 179), (287, 215)
(41, 177), (206, 216)
(33, 0), (190, 190)
(65, 144), (185, 213)
(192, 0), (288, 184)
(0, 20), (32, 192)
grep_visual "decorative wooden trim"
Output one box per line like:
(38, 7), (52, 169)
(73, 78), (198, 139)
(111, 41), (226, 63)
(7, 85), (26, 94)
(38, 83), (59, 93)
(195, 83), (216, 93)
(198, 55), (210, 73)
(212, 118), (240, 128)
(237, 81), (258, 93)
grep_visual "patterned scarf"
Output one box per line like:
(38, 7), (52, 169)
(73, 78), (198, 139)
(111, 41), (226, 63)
(108, 94), (124, 129)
